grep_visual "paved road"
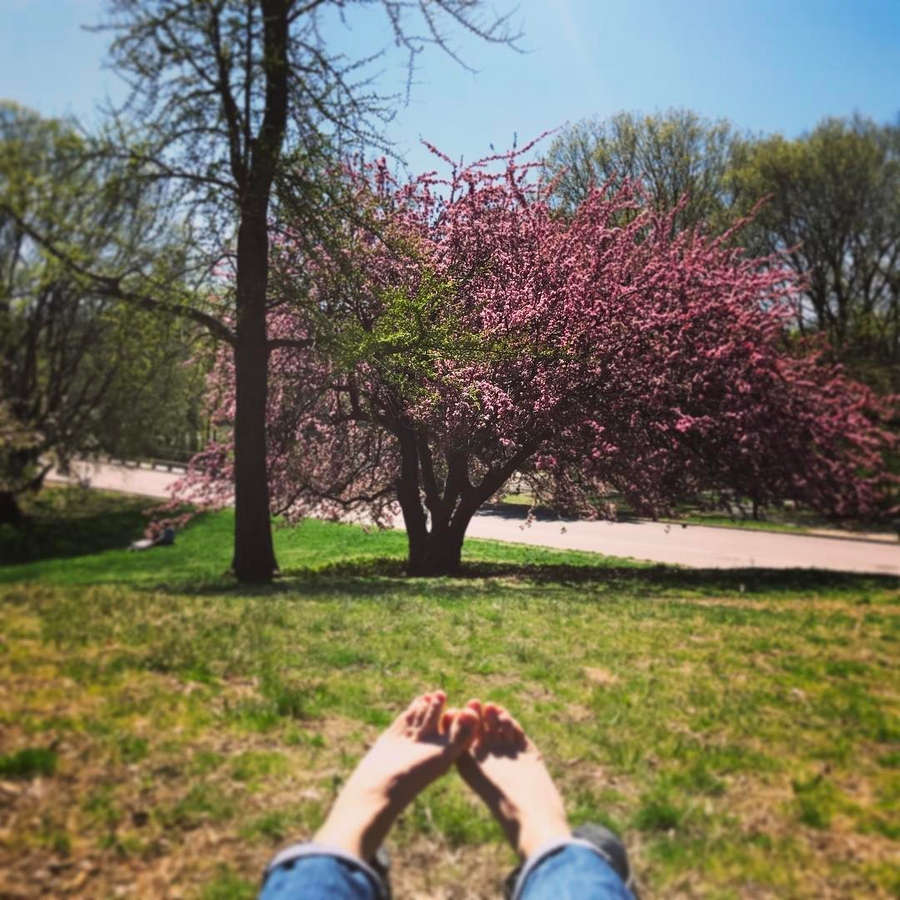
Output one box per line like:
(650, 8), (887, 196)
(48, 459), (900, 577)
(468, 511), (898, 576)
(49, 459), (185, 500)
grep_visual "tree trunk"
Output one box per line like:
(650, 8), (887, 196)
(395, 432), (531, 576)
(231, 209), (278, 583)
(395, 427), (429, 573)
(405, 517), (470, 576)
(229, 0), (289, 584)
(397, 456), (475, 576)
(0, 490), (23, 526)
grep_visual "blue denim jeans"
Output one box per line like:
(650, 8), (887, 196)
(259, 838), (635, 899)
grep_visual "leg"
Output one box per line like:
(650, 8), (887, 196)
(511, 841), (635, 900)
(260, 851), (383, 899)
(315, 689), (478, 860)
(260, 690), (478, 899)
(457, 701), (635, 900)
(456, 700), (570, 860)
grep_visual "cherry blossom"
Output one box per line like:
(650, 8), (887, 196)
(177, 147), (896, 575)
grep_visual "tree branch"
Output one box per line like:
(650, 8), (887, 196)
(2, 205), (236, 345)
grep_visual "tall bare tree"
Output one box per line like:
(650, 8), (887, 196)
(24, 0), (517, 581)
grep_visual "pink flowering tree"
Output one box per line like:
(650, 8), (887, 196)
(184, 148), (895, 575)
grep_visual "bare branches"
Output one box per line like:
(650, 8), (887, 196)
(1, 205), (235, 345)
(377, 0), (522, 97)
(209, 7), (248, 188)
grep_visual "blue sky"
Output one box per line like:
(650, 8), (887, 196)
(1, 0), (898, 174)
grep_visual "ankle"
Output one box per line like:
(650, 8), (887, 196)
(314, 792), (393, 862)
(518, 821), (572, 860)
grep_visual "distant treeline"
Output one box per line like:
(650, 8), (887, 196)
(2, 102), (898, 526)
(544, 110), (900, 395)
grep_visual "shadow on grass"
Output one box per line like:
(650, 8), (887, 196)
(0, 488), (206, 569)
(5, 489), (895, 601)
(156, 556), (899, 601)
(0, 498), (151, 565)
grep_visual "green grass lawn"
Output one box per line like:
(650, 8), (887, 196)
(1, 488), (899, 899)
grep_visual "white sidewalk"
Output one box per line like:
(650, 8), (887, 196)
(48, 458), (186, 499)
(47, 459), (900, 577)
(468, 511), (899, 576)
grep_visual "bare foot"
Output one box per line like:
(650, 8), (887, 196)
(457, 700), (570, 859)
(314, 691), (478, 861)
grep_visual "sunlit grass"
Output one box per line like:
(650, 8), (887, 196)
(1, 488), (898, 898)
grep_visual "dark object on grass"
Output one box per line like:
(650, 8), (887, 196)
(129, 525), (175, 551)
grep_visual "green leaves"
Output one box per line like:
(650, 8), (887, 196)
(0, 103), (209, 500)
(331, 274), (487, 388)
(729, 116), (900, 392)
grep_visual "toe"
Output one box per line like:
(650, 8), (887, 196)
(505, 712), (528, 750)
(410, 694), (431, 727)
(483, 703), (501, 734)
(499, 717), (517, 745)
(421, 691), (446, 734)
(464, 699), (484, 743)
(447, 708), (479, 751)
(441, 706), (460, 733)
(400, 696), (422, 728)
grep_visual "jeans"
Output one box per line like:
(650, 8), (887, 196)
(259, 838), (635, 899)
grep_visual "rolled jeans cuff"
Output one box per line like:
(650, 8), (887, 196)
(511, 836), (631, 900)
(261, 842), (388, 900)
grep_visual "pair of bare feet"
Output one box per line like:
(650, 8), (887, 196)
(314, 691), (571, 866)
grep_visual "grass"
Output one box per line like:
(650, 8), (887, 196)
(0, 746), (58, 778)
(1, 487), (898, 898)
